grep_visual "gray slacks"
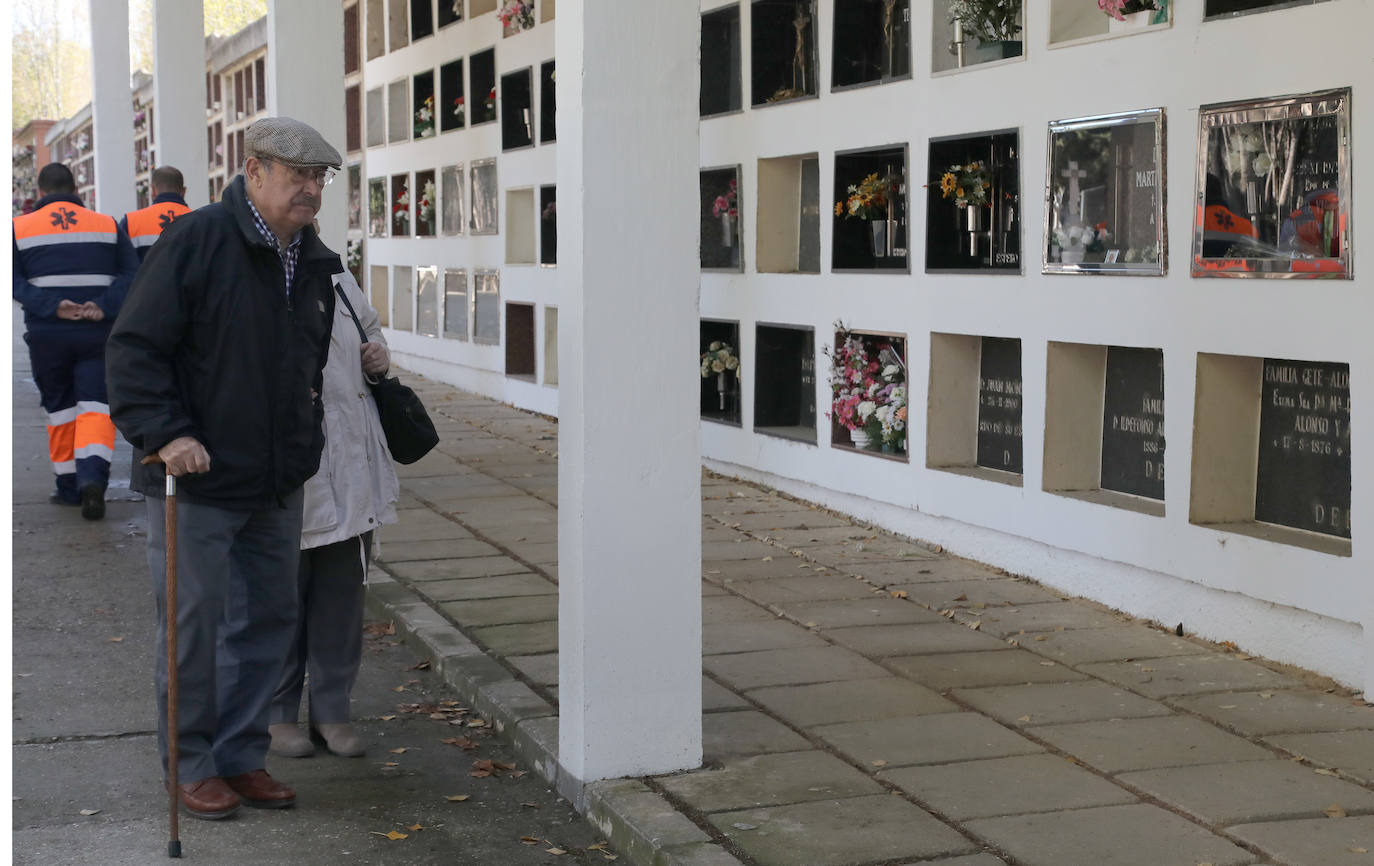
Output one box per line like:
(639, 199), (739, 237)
(270, 532), (372, 726)
(147, 489), (302, 784)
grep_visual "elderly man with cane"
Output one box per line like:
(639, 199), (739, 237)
(107, 117), (342, 824)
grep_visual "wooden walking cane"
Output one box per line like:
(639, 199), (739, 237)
(143, 454), (181, 858)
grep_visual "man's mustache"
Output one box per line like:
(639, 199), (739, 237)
(292, 195), (320, 208)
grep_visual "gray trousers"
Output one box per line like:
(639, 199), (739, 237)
(270, 532), (372, 726)
(147, 489), (302, 784)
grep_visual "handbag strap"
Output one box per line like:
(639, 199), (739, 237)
(333, 283), (370, 345)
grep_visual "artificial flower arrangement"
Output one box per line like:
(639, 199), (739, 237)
(452, 94), (466, 126)
(947, 0), (1022, 46)
(419, 179), (436, 228)
(937, 161), (992, 208)
(825, 322), (907, 451)
(1098, 0), (1160, 20)
(700, 341), (740, 379)
(393, 185), (410, 232)
(1053, 221), (1110, 255)
(415, 94), (435, 138)
(712, 179), (738, 220)
(346, 238), (363, 274)
(483, 87), (497, 121)
(835, 172), (900, 220)
(498, 0), (534, 34)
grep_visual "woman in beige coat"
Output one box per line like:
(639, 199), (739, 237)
(269, 269), (399, 758)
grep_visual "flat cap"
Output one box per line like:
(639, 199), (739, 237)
(243, 116), (342, 169)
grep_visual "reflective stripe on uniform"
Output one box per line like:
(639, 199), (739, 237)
(131, 234), (159, 247)
(51, 460), (75, 474)
(28, 274), (116, 288)
(74, 442), (115, 462)
(14, 229), (118, 248)
(76, 400), (110, 416)
(47, 406), (79, 426)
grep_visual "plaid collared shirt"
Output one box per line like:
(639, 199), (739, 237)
(245, 196), (302, 292)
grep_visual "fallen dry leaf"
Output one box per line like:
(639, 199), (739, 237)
(382, 761), (399, 768)
(889, 590), (908, 599)
(107, 637), (124, 643)
(546, 847), (566, 856)
(870, 760), (887, 768)
(1017, 715), (1032, 723)
(1325, 804), (1347, 818)
(1349, 847), (1368, 854)
(1259, 692), (1274, 699)
(407, 823), (424, 831)
(380, 715), (397, 721)
(446, 794), (471, 802)
(520, 836), (541, 845)
(1315, 768), (1339, 777)
(364, 621), (396, 637)
(410, 659), (432, 671)
(441, 736), (479, 750)
(952, 594), (968, 602)
(521, 802), (539, 808)
(761, 556), (773, 562)
(467, 718), (488, 728)
(79, 809), (100, 816)
(392, 685), (407, 693)
(390, 747), (408, 755)
(371, 830), (408, 840)
(1034, 635), (1049, 641)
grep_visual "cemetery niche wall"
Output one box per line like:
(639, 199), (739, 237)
(927, 333), (1023, 484)
(1204, 0), (1333, 18)
(827, 325), (908, 458)
(540, 185), (557, 265)
(470, 47), (497, 125)
(444, 268), (469, 341)
(1047, 0), (1171, 45)
(754, 323), (817, 443)
(539, 61), (556, 143)
(701, 166), (743, 271)
(927, 131), (1019, 273)
(1192, 88), (1351, 278)
(501, 67), (534, 151)
(440, 58), (465, 132)
(470, 158), (499, 234)
(932, 0), (1023, 73)
(832, 0), (910, 89)
(1045, 109), (1165, 275)
(415, 169), (437, 237)
(701, 4), (742, 117)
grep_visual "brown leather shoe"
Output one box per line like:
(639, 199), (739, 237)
(178, 777), (240, 820)
(224, 769), (296, 808)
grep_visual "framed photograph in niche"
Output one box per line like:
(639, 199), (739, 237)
(701, 4), (742, 117)
(416, 266), (439, 337)
(539, 60), (556, 143)
(365, 86), (385, 147)
(443, 268), (469, 340)
(1048, 0), (1170, 45)
(470, 48), (497, 125)
(470, 158), (498, 235)
(414, 169), (437, 237)
(473, 269), (501, 345)
(932, 0), (1023, 74)
(751, 0), (817, 107)
(700, 165), (742, 271)
(832, 0), (910, 90)
(1045, 108), (1164, 275)
(1204, 0), (1331, 19)
(413, 70), (436, 139)
(500, 68), (534, 151)
(440, 59), (465, 132)
(387, 78), (409, 143)
(440, 164), (464, 236)
(390, 173), (411, 236)
(411, 0), (434, 40)
(438, 0), (463, 27)
(926, 129), (1020, 273)
(1192, 88), (1351, 278)
(347, 165), (362, 231)
(827, 325), (907, 458)
(539, 184), (556, 265)
(392, 265), (413, 331)
(701, 319), (742, 426)
(367, 177), (388, 237)
(833, 145), (907, 271)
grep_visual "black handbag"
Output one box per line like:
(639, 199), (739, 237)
(334, 285), (439, 464)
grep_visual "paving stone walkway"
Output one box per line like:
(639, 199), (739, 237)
(367, 375), (1374, 866)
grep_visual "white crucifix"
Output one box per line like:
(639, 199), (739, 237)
(1061, 161), (1089, 218)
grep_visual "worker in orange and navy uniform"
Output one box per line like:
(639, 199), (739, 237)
(119, 165), (190, 263)
(12, 163), (139, 519)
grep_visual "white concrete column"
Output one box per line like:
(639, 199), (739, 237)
(88, 0), (136, 218)
(556, 0), (702, 785)
(152, 0), (208, 208)
(265, 0), (347, 255)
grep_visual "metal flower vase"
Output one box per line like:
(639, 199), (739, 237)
(721, 213), (736, 248)
(869, 219), (897, 258)
(716, 371), (729, 411)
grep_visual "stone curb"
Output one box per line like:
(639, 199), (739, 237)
(363, 573), (746, 866)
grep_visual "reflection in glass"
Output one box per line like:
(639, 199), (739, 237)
(391, 173), (410, 237)
(751, 0), (817, 106)
(441, 164), (464, 236)
(347, 165), (362, 230)
(368, 178), (387, 237)
(932, 0), (1023, 73)
(387, 79), (409, 143)
(365, 86), (385, 147)
(473, 270), (501, 344)
(700, 166), (742, 271)
(1045, 109), (1165, 275)
(444, 268), (469, 340)
(471, 159), (498, 234)
(416, 266), (439, 337)
(415, 169), (437, 237)
(392, 265), (413, 331)
(1192, 88), (1350, 278)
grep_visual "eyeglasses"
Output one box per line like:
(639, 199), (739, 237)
(272, 162), (336, 186)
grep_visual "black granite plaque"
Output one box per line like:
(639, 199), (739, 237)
(1255, 359), (1351, 538)
(1100, 347), (1164, 500)
(755, 325), (816, 438)
(701, 5), (741, 116)
(976, 337), (1022, 473)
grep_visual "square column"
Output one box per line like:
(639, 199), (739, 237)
(88, 0), (136, 218)
(265, 0), (347, 255)
(152, 0), (208, 208)
(556, 0), (703, 785)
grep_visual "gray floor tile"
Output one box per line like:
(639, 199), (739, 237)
(703, 619), (829, 655)
(1264, 730), (1374, 784)
(1033, 716), (1273, 773)
(726, 574), (878, 605)
(1014, 623), (1208, 665)
(702, 711), (811, 761)
(704, 646), (890, 690)
(953, 601), (1123, 637)
(813, 713), (1042, 768)
(1118, 760), (1374, 824)
(886, 649), (1087, 690)
(1079, 653), (1302, 697)
(1175, 690), (1374, 737)
(749, 678), (957, 727)
(891, 578), (1064, 610)
(883, 753), (1137, 820)
(658, 750), (883, 812)
(827, 622), (1013, 658)
(953, 680), (1174, 726)
(1227, 815), (1374, 866)
(776, 597), (945, 629)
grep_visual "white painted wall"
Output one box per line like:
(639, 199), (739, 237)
(88, 0), (136, 219)
(360, 0), (1374, 694)
(152, 0), (209, 208)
